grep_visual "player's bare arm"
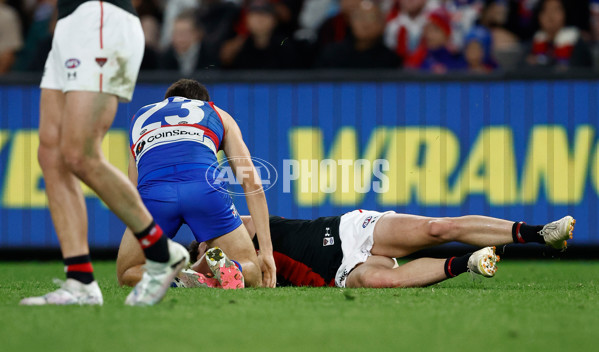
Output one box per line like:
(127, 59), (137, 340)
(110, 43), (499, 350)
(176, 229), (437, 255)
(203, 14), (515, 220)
(216, 106), (277, 288)
(241, 216), (256, 240)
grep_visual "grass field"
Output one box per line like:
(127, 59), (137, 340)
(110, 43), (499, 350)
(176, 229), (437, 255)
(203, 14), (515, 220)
(1, 261), (598, 352)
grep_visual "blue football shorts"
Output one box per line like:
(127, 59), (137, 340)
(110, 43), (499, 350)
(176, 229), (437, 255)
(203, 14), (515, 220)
(137, 168), (242, 243)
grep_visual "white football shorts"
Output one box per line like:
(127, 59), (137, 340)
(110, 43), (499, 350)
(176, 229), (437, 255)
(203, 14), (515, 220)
(335, 209), (395, 287)
(40, 1), (144, 102)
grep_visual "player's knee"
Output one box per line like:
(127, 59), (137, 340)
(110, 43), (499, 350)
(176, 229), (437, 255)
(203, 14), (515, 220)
(60, 144), (100, 178)
(37, 129), (63, 170)
(37, 143), (60, 171)
(427, 218), (458, 243)
(61, 149), (88, 176)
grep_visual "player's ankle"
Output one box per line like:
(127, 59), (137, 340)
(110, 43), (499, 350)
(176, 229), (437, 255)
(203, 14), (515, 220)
(512, 222), (544, 244)
(134, 221), (169, 263)
(444, 253), (471, 278)
(64, 254), (95, 284)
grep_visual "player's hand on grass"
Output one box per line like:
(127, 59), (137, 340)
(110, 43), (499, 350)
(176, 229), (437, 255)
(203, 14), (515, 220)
(258, 251), (277, 288)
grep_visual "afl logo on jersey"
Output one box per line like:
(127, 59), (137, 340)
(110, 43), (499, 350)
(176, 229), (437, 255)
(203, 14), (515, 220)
(136, 140), (146, 155)
(65, 58), (80, 69)
(362, 216), (373, 228)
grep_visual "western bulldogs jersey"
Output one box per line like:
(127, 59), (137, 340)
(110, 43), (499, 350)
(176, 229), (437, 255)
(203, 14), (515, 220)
(129, 97), (225, 185)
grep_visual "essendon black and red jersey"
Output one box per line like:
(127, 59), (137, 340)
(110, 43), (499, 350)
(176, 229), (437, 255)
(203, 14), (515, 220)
(58, 0), (136, 19)
(254, 216), (343, 287)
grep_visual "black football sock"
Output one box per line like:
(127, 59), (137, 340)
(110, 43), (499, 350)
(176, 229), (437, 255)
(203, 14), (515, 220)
(512, 222), (545, 244)
(64, 254), (95, 284)
(444, 253), (472, 278)
(134, 221), (169, 263)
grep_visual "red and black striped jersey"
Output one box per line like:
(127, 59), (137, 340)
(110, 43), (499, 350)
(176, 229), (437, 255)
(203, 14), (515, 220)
(254, 216), (343, 287)
(58, 0), (136, 19)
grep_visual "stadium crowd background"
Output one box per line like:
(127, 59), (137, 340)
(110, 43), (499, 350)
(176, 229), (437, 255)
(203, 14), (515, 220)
(0, 0), (598, 75)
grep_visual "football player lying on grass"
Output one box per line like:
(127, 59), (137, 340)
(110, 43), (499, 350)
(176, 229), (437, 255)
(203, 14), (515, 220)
(117, 210), (575, 289)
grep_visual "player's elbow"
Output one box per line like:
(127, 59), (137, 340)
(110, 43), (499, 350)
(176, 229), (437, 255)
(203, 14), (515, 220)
(241, 179), (264, 194)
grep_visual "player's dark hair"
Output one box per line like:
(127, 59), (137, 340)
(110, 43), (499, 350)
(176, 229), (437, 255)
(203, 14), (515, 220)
(188, 240), (200, 261)
(164, 79), (210, 101)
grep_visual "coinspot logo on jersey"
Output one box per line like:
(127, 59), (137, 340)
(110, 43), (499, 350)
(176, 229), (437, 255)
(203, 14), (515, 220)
(206, 157), (278, 196)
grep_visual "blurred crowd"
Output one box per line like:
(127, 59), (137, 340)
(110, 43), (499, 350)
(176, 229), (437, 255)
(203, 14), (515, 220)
(1, 0), (599, 75)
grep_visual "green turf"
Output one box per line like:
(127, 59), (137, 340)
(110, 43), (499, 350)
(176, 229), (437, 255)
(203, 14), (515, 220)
(1, 261), (598, 352)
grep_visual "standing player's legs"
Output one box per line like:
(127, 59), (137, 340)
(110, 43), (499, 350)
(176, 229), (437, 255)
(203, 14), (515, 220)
(19, 88), (106, 305)
(59, 91), (154, 232)
(37, 89), (89, 259)
(21, 2), (187, 306)
(22, 90), (182, 306)
(20, 88), (111, 305)
(57, 91), (189, 306)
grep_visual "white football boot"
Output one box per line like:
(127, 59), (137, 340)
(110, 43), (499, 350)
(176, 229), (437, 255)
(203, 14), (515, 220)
(539, 216), (575, 250)
(125, 239), (189, 306)
(467, 246), (500, 278)
(19, 279), (103, 306)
